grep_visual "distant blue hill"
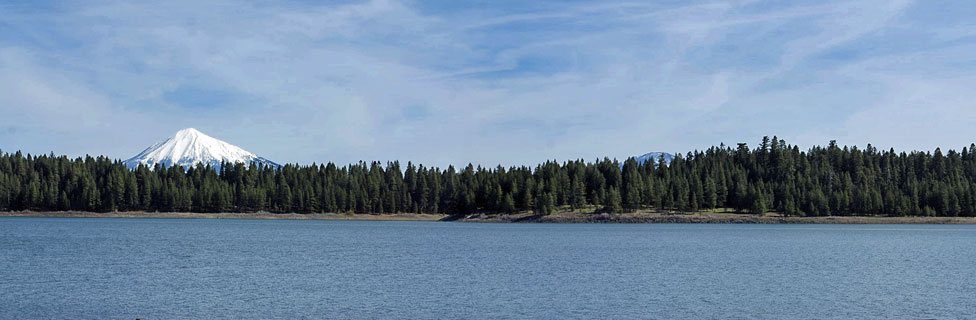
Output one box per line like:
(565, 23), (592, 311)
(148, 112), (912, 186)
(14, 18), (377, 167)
(623, 152), (675, 167)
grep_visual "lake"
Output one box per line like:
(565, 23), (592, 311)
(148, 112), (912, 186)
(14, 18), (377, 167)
(1, 218), (975, 319)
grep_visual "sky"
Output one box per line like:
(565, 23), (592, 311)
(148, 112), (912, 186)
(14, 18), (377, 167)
(1, 0), (975, 167)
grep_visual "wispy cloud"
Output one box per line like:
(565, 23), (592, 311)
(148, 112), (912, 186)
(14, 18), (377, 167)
(1, 0), (974, 166)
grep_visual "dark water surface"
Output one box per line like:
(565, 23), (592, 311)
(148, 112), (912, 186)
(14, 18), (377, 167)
(2, 218), (975, 319)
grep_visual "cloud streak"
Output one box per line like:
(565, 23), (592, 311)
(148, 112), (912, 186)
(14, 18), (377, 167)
(1, 0), (974, 167)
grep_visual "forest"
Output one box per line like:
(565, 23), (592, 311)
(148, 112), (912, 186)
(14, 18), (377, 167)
(1, 136), (975, 217)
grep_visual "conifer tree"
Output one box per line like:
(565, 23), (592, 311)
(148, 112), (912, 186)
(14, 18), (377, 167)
(605, 186), (623, 213)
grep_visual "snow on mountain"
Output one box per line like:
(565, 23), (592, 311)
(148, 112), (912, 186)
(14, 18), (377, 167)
(629, 152), (675, 166)
(124, 128), (279, 170)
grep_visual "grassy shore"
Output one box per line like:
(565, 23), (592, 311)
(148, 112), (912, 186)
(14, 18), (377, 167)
(3, 210), (976, 224)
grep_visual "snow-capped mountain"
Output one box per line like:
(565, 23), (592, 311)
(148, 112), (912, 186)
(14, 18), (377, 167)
(630, 152), (675, 166)
(124, 128), (279, 170)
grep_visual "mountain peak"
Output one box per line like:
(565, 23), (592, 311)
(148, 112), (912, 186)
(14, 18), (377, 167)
(632, 152), (675, 166)
(125, 128), (279, 170)
(174, 127), (203, 137)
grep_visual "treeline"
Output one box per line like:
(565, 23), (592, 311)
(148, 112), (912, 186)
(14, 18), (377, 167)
(2, 137), (976, 217)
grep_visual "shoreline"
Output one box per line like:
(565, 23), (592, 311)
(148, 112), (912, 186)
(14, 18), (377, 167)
(453, 211), (976, 224)
(0, 211), (447, 221)
(2, 211), (976, 224)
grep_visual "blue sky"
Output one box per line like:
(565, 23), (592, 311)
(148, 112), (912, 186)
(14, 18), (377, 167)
(1, 0), (975, 167)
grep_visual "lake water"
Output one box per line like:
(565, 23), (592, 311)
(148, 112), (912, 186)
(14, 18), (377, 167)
(1, 218), (975, 319)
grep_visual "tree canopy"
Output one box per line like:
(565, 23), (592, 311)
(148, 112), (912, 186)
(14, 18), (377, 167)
(2, 137), (975, 217)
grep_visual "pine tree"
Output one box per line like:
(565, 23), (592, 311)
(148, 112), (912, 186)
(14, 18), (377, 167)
(703, 177), (717, 210)
(621, 159), (643, 211)
(535, 190), (555, 215)
(500, 193), (516, 213)
(750, 187), (768, 215)
(604, 186), (623, 213)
